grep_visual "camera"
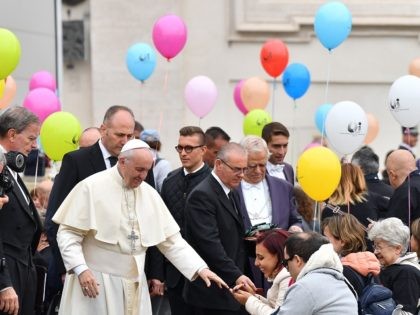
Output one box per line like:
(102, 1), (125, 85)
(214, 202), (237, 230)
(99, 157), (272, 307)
(0, 151), (25, 197)
(0, 169), (12, 197)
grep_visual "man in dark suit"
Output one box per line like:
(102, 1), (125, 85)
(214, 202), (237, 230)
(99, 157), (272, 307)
(45, 105), (157, 302)
(161, 126), (211, 315)
(0, 107), (42, 315)
(386, 149), (420, 225)
(203, 126), (230, 168)
(262, 122), (294, 185)
(235, 136), (302, 291)
(184, 142), (255, 315)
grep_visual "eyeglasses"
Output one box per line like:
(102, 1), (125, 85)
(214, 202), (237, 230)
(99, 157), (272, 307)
(219, 159), (248, 175)
(174, 145), (203, 154)
(281, 256), (294, 269)
(372, 243), (393, 252)
(246, 163), (266, 172)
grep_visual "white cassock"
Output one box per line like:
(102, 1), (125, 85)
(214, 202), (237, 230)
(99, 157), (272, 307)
(53, 166), (207, 315)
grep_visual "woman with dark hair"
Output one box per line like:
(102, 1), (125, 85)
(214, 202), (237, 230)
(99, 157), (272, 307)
(293, 186), (319, 232)
(231, 229), (291, 315)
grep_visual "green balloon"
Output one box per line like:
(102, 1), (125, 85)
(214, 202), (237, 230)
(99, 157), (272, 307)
(0, 28), (21, 80)
(40, 112), (82, 161)
(243, 109), (272, 136)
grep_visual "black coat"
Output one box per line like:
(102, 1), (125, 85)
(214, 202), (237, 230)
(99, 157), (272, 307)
(0, 170), (41, 314)
(183, 175), (246, 311)
(365, 174), (393, 218)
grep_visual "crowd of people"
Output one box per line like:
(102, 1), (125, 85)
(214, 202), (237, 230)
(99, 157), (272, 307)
(0, 105), (419, 315)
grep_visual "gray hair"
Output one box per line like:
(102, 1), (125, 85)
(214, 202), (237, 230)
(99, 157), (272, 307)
(240, 136), (269, 157)
(0, 107), (40, 138)
(216, 142), (247, 162)
(351, 146), (379, 175)
(368, 217), (410, 255)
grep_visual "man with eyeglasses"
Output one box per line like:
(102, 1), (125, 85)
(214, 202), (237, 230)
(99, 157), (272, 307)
(273, 232), (357, 315)
(262, 122), (294, 185)
(160, 126), (211, 315)
(235, 136), (302, 291)
(45, 105), (158, 307)
(184, 142), (256, 314)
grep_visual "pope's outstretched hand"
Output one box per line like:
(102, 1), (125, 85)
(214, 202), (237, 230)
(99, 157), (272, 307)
(198, 268), (228, 289)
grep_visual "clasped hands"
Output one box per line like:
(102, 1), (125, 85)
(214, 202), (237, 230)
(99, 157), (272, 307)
(230, 275), (257, 305)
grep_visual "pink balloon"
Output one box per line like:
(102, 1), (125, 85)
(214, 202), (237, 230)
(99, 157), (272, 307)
(29, 70), (56, 91)
(152, 14), (187, 61)
(184, 76), (217, 119)
(23, 88), (61, 122)
(233, 80), (248, 115)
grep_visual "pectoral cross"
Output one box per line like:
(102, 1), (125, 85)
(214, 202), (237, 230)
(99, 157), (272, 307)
(127, 230), (139, 253)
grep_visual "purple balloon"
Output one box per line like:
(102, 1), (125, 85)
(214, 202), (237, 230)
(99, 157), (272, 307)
(184, 76), (217, 119)
(233, 80), (248, 115)
(29, 71), (56, 91)
(23, 88), (61, 122)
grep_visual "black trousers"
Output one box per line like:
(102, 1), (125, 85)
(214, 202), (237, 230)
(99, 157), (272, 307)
(167, 280), (193, 315)
(0, 255), (37, 315)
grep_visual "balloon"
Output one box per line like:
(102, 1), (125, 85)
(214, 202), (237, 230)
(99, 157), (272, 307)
(260, 39), (289, 78)
(23, 88), (61, 122)
(388, 75), (420, 128)
(314, 2), (352, 50)
(282, 63), (311, 99)
(409, 57), (420, 77)
(243, 109), (272, 136)
(0, 28), (21, 80)
(241, 77), (270, 111)
(29, 71), (56, 91)
(364, 113), (379, 144)
(40, 112), (82, 161)
(233, 80), (248, 115)
(0, 76), (17, 109)
(126, 43), (157, 82)
(0, 80), (4, 98)
(152, 14), (187, 61)
(184, 76), (217, 118)
(297, 147), (341, 201)
(325, 101), (368, 155)
(314, 104), (333, 133)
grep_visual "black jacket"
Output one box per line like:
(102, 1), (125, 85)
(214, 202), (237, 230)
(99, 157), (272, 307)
(160, 164), (211, 288)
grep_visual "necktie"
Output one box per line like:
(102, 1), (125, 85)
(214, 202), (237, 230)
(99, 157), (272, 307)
(109, 156), (118, 167)
(228, 191), (238, 214)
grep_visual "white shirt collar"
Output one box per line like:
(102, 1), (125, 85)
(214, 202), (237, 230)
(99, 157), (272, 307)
(183, 162), (205, 176)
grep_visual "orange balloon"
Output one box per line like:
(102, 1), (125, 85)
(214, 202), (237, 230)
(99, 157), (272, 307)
(0, 76), (17, 109)
(364, 113), (379, 144)
(260, 39), (289, 78)
(240, 77), (270, 111)
(409, 57), (420, 77)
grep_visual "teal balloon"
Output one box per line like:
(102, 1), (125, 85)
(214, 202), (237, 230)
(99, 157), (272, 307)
(282, 63), (311, 99)
(126, 43), (157, 82)
(314, 2), (352, 50)
(315, 104), (333, 133)
(243, 109), (272, 136)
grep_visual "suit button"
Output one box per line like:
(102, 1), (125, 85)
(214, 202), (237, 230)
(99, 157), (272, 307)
(16, 226), (22, 230)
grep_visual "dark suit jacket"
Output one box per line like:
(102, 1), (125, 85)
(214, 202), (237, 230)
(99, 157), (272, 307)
(45, 141), (156, 275)
(386, 170), (420, 225)
(283, 162), (295, 186)
(0, 170), (41, 291)
(365, 174), (394, 218)
(235, 175), (302, 232)
(183, 175), (246, 311)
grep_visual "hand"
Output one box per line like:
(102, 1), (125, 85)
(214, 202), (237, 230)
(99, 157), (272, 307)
(230, 286), (253, 305)
(148, 279), (164, 297)
(78, 269), (100, 298)
(0, 287), (19, 315)
(0, 195), (9, 210)
(288, 225), (303, 233)
(235, 275), (256, 293)
(198, 268), (228, 289)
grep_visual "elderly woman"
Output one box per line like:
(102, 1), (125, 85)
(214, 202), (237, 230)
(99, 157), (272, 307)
(368, 218), (420, 314)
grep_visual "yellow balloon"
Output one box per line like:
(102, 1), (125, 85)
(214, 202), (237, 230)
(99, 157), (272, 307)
(297, 147), (341, 201)
(0, 80), (4, 98)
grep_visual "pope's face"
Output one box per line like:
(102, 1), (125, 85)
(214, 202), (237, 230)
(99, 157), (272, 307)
(119, 149), (153, 189)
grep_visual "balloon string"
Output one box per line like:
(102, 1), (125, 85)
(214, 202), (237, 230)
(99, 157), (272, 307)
(272, 79), (276, 119)
(408, 173), (411, 232)
(313, 201), (319, 232)
(321, 50), (333, 147)
(198, 117), (201, 128)
(292, 99), (297, 169)
(33, 150), (39, 189)
(139, 82), (144, 123)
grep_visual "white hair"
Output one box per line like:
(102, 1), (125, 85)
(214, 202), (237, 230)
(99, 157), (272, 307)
(368, 217), (410, 255)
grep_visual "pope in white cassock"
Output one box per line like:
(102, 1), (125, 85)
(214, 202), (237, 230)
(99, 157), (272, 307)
(52, 139), (227, 315)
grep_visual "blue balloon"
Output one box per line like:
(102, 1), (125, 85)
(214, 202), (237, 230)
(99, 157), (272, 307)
(282, 63), (311, 100)
(315, 104), (333, 133)
(126, 43), (157, 82)
(314, 2), (352, 50)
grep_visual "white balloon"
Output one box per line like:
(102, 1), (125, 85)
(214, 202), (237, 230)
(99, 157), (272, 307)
(325, 101), (368, 155)
(388, 75), (420, 128)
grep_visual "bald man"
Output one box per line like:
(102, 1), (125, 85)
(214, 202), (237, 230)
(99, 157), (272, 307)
(386, 149), (420, 225)
(79, 127), (101, 148)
